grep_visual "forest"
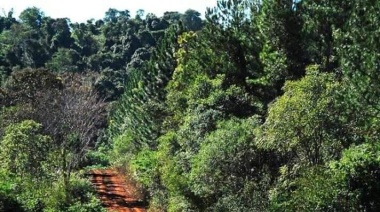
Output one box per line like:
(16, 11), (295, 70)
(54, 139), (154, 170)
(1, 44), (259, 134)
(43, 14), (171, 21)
(1, 0), (380, 211)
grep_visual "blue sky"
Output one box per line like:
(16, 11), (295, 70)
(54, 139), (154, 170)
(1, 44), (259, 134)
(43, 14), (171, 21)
(0, 0), (217, 23)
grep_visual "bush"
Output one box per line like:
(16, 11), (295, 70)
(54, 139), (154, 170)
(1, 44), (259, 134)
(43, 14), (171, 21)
(44, 173), (105, 212)
(0, 190), (24, 212)
(83, 150), (110, 169)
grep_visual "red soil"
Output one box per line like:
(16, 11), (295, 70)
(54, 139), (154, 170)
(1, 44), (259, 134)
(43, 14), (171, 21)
(89, 169), (147, 212)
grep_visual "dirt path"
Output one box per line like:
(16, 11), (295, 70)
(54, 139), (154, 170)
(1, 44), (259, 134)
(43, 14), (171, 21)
(89, 169), (147, 212)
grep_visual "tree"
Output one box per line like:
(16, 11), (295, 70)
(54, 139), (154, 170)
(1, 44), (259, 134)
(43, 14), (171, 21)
(43, 18), (74, 50)
(163, 11), (182, 23)
(33, 74), (106, 188)
(300, 0), (350, 72)
(181, 9), (203, 31)
(271, 142), (380, 211)
(108, 24), (179, 155)
(104, 8), (130, 23)
(257, 0), (306, 94)
(46, 48), (79, 72)
(2, 69), (106, 189)
(70, 20), (101, 62)
(153, 1), (267, 209)
(2, 18), (52, 68)
(330, 143), (380, 210)
(1, 68), (62, 107)
(0, 9), (17, 33)
(136, 9), (145, 20)
(104, 8), (118, 23)
(19, 7), (44, 29)
(188, 117), (269, 211)
(335, 1), (380, 125)
(0, 120), (53, 181)
(259, 66), (344, 166)
(107, 25), (181, 208)
(259, 65), (366, 211)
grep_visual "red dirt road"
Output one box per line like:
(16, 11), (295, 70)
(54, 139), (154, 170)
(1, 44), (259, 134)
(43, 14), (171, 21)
(89, 169), (147, 212)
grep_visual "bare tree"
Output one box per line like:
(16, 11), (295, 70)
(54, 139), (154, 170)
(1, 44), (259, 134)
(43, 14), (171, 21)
(2, 69), (107, 188)
(34, 73), (106, 187)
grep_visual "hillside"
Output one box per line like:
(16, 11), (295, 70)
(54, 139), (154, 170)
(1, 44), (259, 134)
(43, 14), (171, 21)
(2, 0), (380, 211)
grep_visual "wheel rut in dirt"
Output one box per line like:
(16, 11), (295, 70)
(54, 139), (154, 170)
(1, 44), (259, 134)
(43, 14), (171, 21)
(89, 169), (147, 212)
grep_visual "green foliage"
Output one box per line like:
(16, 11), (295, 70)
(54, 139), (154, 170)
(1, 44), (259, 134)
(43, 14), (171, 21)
(4, 1), (380, 211)
(269, 166), (340, 211)
(271, 142), (380, 211)
(107, 24), (180, 152)
(130, 149), (158, 188)
(259, 66), (344, 165)
(19, 7), (44, 29)
(105, 25), (181, 210)
(65, 196), (105, 212)
(257, 0), (306, 90)
(39, 173), (105, 212)
(0, 5), (209, 212)
(0, 170), (25, 212)
(0, 120), (53, 180)
(46, 48), (79, 72)
(189, 117), (269, 210)
(0, 169), (104, 212)
(83, 149), (110, 168)
(109, 131), (137, 167)
(0, 6), (193, 101)
(330, 143), (380, 210)
(335, 1), (380, 132)
(103, 1), (380, 211)
(181, 9), (203, 31)
(153, 1), (272, 209)
(0, 23), (48, 68)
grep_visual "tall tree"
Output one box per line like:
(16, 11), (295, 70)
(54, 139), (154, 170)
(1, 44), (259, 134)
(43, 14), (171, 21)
(19, 7), (44, 30)
(155, 0), (270, 210)
(181, 9), (203, 31)
(257, 0), (306, 95)
(336, 1), (380, 119)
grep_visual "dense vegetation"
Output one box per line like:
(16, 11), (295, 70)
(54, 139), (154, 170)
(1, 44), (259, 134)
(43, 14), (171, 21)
(0, 6), (201, 212)
(2, 0), (380, 211)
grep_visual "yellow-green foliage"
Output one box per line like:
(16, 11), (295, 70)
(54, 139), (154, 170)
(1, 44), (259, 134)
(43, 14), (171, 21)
(259, 65), (343, 165)
(0, 120), (53, 179)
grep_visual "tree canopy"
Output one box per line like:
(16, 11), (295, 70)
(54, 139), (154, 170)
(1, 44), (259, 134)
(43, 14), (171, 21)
(2, 1), (380, 211)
